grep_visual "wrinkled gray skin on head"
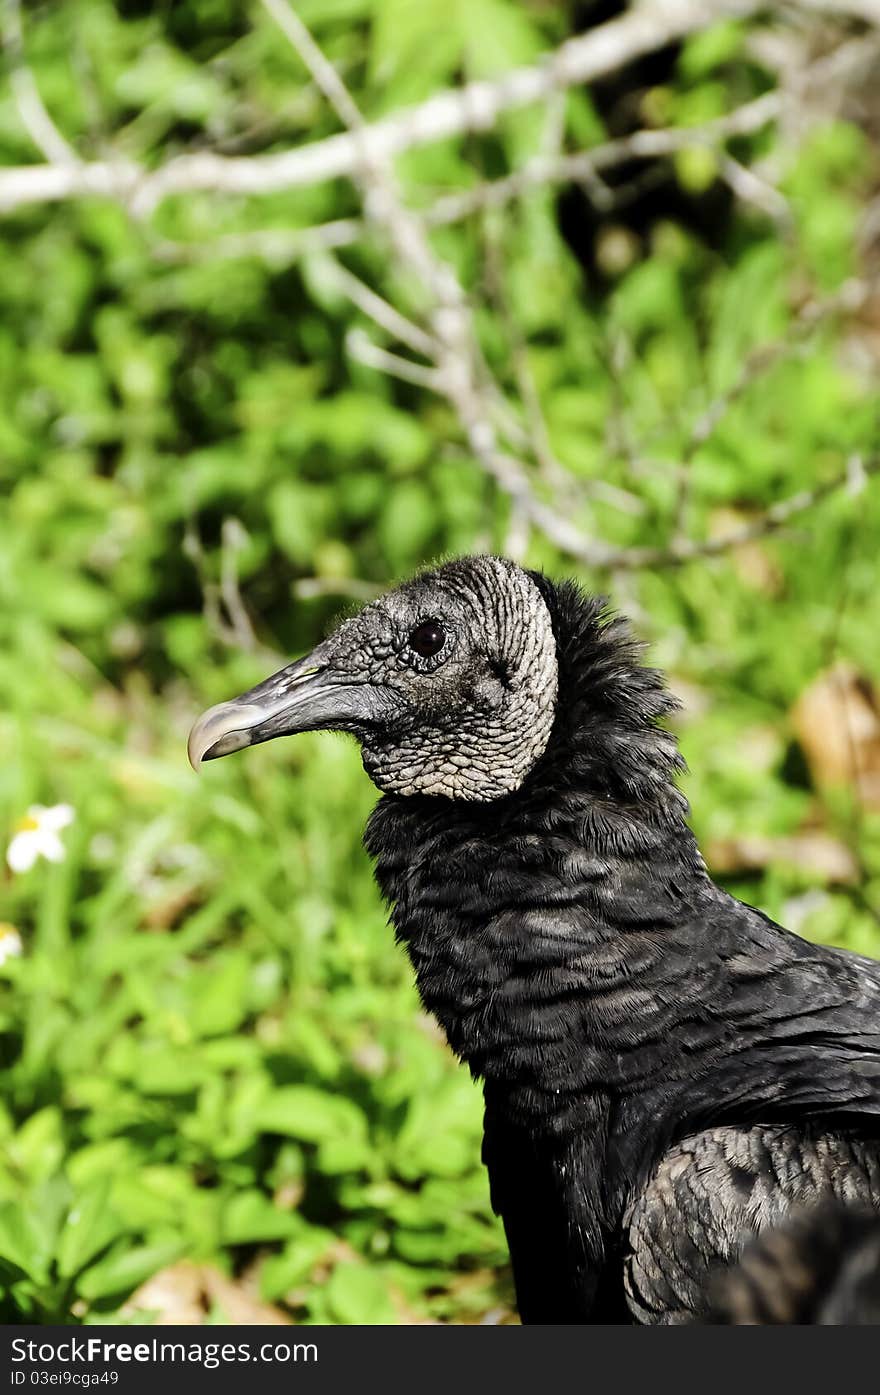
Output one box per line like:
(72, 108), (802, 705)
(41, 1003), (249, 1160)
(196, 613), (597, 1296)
(328, 556), (558, 800)
(188, 556), (560, 802)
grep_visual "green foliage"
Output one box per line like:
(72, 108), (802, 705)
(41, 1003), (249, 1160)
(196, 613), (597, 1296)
(1, 0), (879, 1324)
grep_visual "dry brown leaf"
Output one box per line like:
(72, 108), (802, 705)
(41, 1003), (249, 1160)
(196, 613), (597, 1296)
(706, 830), (859, 883)
(122, 1262), (205, 1325)
(792, 662), (880, 810)
(201, 1267), (292, 1326)
(142, 883), (203, 931)
(388, 1285), (437, 1325)
(437, 1269), (518, 1326)
(273, 1178), (305, 1212)
(123, 1261), (291, 1326)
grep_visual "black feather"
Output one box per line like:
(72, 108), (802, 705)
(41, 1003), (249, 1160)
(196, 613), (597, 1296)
(365, 575), (880, 1323)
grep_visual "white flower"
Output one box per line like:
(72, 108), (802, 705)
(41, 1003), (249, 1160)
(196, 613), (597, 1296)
(0, 924), (23, 964)
(7, 804), (75, 873)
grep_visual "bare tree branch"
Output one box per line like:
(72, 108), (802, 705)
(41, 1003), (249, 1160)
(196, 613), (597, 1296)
(258, 0), (880, 577)
(669, 278), (875, 532)
(0, 0), (873, 227)
(716, 153), (792, 222)
(260, 0), (362, 131)
(425, 91), (784, 224)
(259, 0), (607, 572)
(150, 220), (362, 265)
(218, 518), (262, 654)
(0, 0), (772, 214)
(326, 263), (438, 358)
(795, 0), (880, 21)
(7, 0), (873, 578)
(346, 330), (441, 389)
(150, 97), (782, 267)
(148, 28), (880, 270)
(183, 517), (274, 656)
(534, 454), (880, 571)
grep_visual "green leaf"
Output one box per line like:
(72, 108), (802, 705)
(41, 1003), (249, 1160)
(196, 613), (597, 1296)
(221, 1189), (300, 1245)
(259, 1230), (337, 1301)
(11, 1107), (65, 1181)
(678, 20), (745, 79)
(0, 1203), (51, 1282)
(189, 953), (252, 1038)
(78, 1240), (185, 1301)
(57, 1179), (124, 1279)
(255, 1087), (368, 1146)
(325, 1263), (396, 1324)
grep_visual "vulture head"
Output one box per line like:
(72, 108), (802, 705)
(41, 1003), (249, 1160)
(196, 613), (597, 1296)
(188, 556), (559, 801)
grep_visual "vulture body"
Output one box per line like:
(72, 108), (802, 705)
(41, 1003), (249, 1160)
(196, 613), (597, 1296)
(189, 556), (880, 1323)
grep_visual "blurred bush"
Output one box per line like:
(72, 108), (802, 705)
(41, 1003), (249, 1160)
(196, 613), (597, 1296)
(0, 0), (879, 1322)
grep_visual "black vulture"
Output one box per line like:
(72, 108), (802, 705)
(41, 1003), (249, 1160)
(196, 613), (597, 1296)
(188, 555), (880, 1324)
(709, 1202), (880, 1324)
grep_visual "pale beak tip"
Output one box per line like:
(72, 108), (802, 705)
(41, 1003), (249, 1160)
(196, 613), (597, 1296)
(187, 728), (204, 773)
(187, 701), (264, 772)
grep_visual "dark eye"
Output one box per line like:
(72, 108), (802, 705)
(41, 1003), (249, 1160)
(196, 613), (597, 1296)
(408, 619), (446, 658)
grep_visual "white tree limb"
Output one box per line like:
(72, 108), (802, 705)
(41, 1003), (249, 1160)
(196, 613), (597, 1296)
(425, 91), (784, 225)
(261, 0), (880, 576)
(149, 94), (784, 267)
(5, 0), (875, 576)
(1, 0), (876, 217)
(0, 0), (764, 214)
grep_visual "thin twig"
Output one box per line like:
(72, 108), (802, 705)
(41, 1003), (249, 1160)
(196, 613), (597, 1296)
(150, 220), (362, 265)
(260, 0), (362, 130)
(607, 454), (880, 572)
(219, 518), (262, 653)
(690, 278), (873, 453)
(262, 0), (879, 578)
(425, 91), (783, 225)
(479, 213), (645, 519)
(149, 97), (783, 267)
(184, 517), (273, 655)
(795, 0), (880, 21)
(327, 262), (438, 357)
(479, 211), (570, 487)
(2, 0), (79, 167)
(346, 330), (441, 389)
(717, 153), (792, 222)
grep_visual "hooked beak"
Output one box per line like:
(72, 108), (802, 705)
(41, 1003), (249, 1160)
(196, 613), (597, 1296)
(187, 649), (392, 771)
